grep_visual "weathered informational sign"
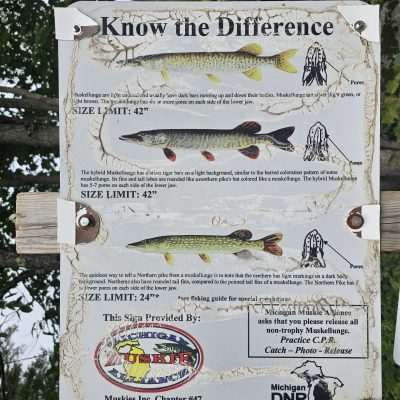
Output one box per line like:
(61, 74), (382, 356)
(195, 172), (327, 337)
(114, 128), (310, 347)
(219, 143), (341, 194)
(56, 2), (381, 399)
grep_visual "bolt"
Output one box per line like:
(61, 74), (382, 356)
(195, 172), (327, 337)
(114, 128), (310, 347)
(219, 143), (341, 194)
(347, 213), (364, 230)
(73, 25), (81, 34)
(78, 215), (92, 228)
(354, 20), (367, 33)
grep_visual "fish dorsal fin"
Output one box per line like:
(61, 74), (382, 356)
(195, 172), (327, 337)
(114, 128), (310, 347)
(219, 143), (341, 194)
(229, 229), (252, 241)
(238, 43), (262, 56)
(234, 121), (261, 134)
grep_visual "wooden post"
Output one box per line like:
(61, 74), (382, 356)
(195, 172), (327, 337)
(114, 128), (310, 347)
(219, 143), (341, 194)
(15, 192), (59, 254)
(381, 191), (400, 252)
(15, 191), (400, 254)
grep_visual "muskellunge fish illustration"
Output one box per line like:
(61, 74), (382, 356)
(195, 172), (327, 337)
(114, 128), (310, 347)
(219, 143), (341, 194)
(121, 43), (297, 82)
(119, 121), (295, 161)
(127, 229), (283, 265)
(154, 343), (199, 367)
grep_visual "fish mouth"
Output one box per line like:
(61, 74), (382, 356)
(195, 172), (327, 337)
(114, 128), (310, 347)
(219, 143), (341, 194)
(119, 134), (143, 142)
(127, 239), (147, 249)
(117, 59), (141, 67)
(154, 344), (173, 353)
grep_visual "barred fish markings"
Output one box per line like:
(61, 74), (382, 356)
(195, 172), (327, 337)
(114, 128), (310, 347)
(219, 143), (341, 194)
(127, 230), (283, 265)
(119, 122), (295, 161)
(122, 43), (297, 82)
(166, 130), (258, 149)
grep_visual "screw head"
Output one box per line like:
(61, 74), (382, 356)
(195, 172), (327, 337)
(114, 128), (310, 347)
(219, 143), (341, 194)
(347, 213), (364, 230)
(78, 215), (92, 228)
(354, 20), (367, 33)
(73, 25), (81, 34)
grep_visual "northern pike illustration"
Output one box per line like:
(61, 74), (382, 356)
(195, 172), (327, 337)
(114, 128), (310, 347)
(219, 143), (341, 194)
(119, 122), (295, 161)
(127, 229), (283, 265)
(154, 343), (199, 366)
(121, 43), (297, 82)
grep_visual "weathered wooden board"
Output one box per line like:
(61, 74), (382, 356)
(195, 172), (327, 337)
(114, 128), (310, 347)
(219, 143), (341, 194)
(16, 192), (59, 254)
(381, 191), (400, 252)
(15, 191), (400, 254)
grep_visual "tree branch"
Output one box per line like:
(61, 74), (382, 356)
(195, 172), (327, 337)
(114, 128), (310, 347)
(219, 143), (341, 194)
(0, 250), (59, 271)
(0, 123), (59, 148)
(382, 139), (400, 151)
(0, 175), (59, 187)
(0, 269), (33, 299)
(0, 98), (58, 113)
(0, 351), (7, 400)
(0, 85), (58, 112)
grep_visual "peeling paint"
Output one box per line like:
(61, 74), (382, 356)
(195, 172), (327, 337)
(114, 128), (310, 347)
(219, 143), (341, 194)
(58, 2), (381, 399)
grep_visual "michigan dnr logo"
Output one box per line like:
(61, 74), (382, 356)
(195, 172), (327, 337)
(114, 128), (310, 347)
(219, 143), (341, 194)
(271, 361), (344, 400)
(94, 323), (203, 393)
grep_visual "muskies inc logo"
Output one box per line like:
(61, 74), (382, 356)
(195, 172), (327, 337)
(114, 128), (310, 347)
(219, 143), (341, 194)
(94, 323), (203, 392)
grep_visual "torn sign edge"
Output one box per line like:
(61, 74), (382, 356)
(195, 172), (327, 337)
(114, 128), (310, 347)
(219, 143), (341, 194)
(395, 291), (400, 366)
(54, 7), (98, 40)
(57, 198), (75, 245)
(337, 5), (380, 43)
(55, 1), (383, 398)
(346, 205), (381, 241)
(54, 1), (379, 42)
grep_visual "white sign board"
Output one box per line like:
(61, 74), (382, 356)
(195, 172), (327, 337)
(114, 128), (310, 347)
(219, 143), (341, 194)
(56, 2), (381, 399)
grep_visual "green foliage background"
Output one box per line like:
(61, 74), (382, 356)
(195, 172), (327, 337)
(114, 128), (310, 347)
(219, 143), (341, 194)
(0, 0), (399, 399)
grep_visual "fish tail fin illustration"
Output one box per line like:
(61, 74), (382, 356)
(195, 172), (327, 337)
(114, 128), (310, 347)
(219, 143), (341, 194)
(262, 233), (283, 256)
(262, 127), (295, 152)
(274, 49), (298, 73)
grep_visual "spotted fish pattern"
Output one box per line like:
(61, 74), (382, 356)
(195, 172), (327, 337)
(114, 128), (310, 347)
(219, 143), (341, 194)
(127, 229), (283, 265)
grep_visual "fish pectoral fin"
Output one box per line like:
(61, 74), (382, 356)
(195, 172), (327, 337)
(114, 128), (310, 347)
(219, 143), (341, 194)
(234, 121), (261, 134)
(164, 253), (174, 265)
(163, 148), (176, 162)
(238, 43), (263, 56)
(228, 229), (252, 241)
(207, 73), (221, 83)
(243, 67), (262, 81)
(238, 145), (260, 159)
(201, 150), (215, 161)
(233, 250), (253, 260)
(199, 253), (211, 263)
(161, 68), (170, 81)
